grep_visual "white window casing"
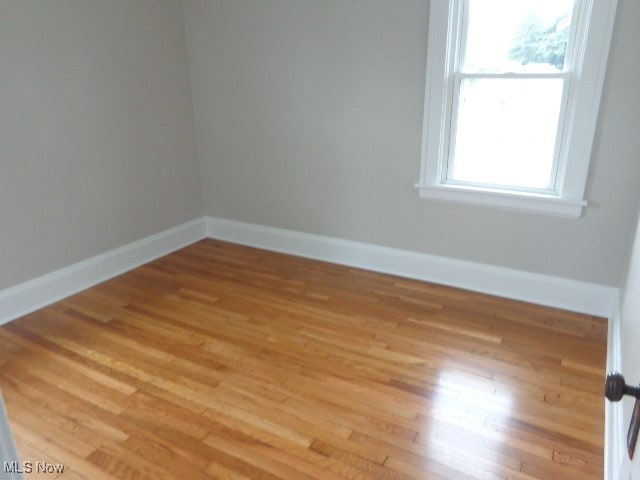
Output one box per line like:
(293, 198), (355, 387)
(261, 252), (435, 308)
(417, 0), (619, 218)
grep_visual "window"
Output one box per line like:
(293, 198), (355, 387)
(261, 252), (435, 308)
(417, 0), (618, 218)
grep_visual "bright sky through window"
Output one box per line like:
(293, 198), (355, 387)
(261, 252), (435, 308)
(449, 0), (575, 190)
(462, 0), (575, 73)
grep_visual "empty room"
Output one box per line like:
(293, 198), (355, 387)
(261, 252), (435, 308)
(1, 1), (640, 479)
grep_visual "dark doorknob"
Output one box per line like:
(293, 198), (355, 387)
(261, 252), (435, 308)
(605, 372), (640, 402)
(605, 372), (640, 460)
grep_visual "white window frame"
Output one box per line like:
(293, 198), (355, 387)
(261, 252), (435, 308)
(416, 0), (618, 218)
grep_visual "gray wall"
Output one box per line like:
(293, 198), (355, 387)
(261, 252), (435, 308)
(2, 0), (638, 292)
(184, 0), (640, 287)
(0, 0), (203, 290)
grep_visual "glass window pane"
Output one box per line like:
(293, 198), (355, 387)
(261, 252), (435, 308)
(462, 0), (575, 73)
(450, 78), (564, 189)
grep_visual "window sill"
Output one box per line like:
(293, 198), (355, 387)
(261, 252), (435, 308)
(415, 183), (587, 218)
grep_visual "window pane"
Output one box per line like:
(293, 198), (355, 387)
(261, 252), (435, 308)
(462, 0), (575, 73)
(450, 78), (564, 189)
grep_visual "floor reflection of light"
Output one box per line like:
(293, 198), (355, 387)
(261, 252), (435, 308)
(419, 369), (514, 478)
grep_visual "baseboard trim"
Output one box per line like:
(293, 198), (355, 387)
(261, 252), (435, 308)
(605, 296), (624, 480)
(0, 215), (618, 326)
(0, 218), (206, 326)
(206, 216), (618, 317)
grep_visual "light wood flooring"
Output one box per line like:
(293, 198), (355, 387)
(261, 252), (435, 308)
(0, 239), (607, 479)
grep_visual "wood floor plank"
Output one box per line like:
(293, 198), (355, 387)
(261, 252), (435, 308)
(0, 239), (606, 479)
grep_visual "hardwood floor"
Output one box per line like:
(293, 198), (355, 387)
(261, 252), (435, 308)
(0, 239), (607, 479)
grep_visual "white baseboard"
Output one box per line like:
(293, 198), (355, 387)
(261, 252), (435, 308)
(605, 297), (625, 480)
(0, 218), (206, 326)
(0, 215), (618, 327)
(206, 216), (618, 317)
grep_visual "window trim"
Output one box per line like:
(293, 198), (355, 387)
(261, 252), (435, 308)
(417, 0), (618, 218)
